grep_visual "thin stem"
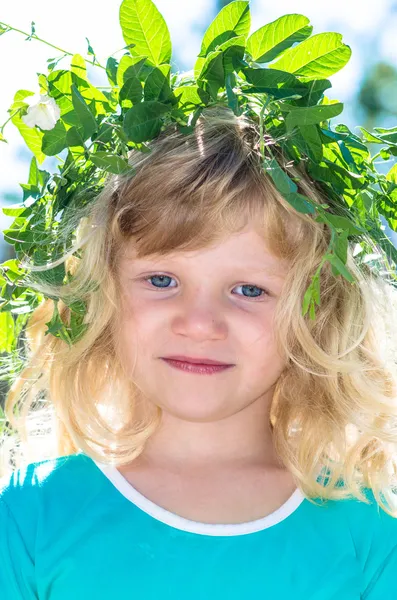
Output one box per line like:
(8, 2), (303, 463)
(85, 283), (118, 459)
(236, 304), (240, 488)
(0, 108), (21, 132)
(110, 46), (132, 57)
(259, 96), (271, 159)
(1, 23), (105, 70)
(50, 123), (121, 196)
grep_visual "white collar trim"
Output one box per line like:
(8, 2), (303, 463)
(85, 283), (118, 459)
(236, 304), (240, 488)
(93, 459), (306, 537)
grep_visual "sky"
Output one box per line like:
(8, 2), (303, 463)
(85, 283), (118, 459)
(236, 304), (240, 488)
(0, 0), (396, 251)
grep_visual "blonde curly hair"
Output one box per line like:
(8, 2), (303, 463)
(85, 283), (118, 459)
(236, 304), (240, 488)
(2, 106), (397, 516)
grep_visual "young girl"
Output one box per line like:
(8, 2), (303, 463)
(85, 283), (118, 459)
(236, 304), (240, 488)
(1, 106), (397, 599)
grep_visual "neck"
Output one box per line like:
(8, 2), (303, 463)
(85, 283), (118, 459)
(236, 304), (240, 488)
(137, 392), (283, 471)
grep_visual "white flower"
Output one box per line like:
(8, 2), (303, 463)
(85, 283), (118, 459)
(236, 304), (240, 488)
(21, 94), (61, 131)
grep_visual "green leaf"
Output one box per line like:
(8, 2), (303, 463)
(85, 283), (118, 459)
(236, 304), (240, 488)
(333, 230), (348, 266)
(7, 303), (35, 316)
(174, 86), (210, 112)
(119, 0), (172, 66)
(194, 57), (206, 81)
(284, 192), (316, 214)
(199, 1), (250, 57)
(285, 102), (344, 131)
(374, 125), (397, 135)
(1, 259), (26, 281)
(264, 157), (297, 196)
(378, 132), (397, 145)
(297, 125), (323, 162)
(264, 156), (317, 217)
(65, 126), (86, 148)
(373, 126), (397, 144)
(60, 110), (81, 127)
(47, 70), (74, 95)
(10, 90), (46, 164)
(64, 299), (87, 316)
(93, 122), (114, 144)
(358, 127), (385, 144)
(70, 54), (87, 80)
(90, 152), (130, 174)
(71, 84), (98, 139)
(41, 120), (68, 155)
(28, 156), (39, 186)
(338, 141), (357, 169)
(44, 300), (71, 344)
(293, 79), (332, 106)
(386, 163), (397, 184)
(195, 37), (244, 82)
(144, 65), (172, 102)
(308, 160), (365, 192)
(119, 75), (142, 105)
(117, 55), (148, 88)
(2, 205), (33, 217)
(48, 69), (115, 116)
(380, 148), (391, 160)
(270, 32), (351, 80)
(378, 191), (397, 234)
(34, 264), (66, 288)
(47, 70), (74, 112)
(3, 229), (35, 250)
(242, 67), (307, 95)
(0, 132), (7, 143)
(106, 57), (119, 87)
(19, 183), (40, 202)
(25, 21), (36, 42)
(197, 51), (225, 99)
(217, 35), (246, 75)
(302, 276), (318, 317)
(327, 253), (354, 282)
(123, 101), (170, 143)
(0, 312), (14, 354)
(247, 14), (312, 63)
(85, 37), (96, 58)
(325, 213), (366, 235)
(225, 73), (239, 115)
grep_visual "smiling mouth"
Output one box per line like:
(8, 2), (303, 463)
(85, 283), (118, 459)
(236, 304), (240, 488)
(161, 358), (234, 375)
(161, 355), (233, 366)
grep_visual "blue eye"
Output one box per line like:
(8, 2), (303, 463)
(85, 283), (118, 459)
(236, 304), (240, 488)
(147, 275), (176, 288)
(144, 275), (268, 299)
(234, 284), (267, 299)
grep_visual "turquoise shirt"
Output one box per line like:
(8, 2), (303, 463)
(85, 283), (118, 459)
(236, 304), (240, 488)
(1, 452), (397, 599)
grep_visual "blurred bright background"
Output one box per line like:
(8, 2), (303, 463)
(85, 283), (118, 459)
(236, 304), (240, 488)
(1, 0), (397, 262)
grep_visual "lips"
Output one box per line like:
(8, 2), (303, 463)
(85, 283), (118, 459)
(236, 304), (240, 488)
(161, 355), (232, 366)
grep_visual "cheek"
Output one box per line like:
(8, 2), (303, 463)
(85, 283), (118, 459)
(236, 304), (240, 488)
(116, 295), (168, 360)
(118, 290), (151, 331)
(240, 311), (275, 348)
(241, 315), (285, 369)
(114, 294), (141, 355)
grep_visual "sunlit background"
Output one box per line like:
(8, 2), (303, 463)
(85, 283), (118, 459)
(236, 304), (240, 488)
(1, 0), (397, 262)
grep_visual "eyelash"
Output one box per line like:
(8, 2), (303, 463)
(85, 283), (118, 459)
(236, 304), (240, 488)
(139, 274), (270, 300)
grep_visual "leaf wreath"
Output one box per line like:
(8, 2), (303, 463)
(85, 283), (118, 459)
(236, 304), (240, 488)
(0, 0), (396, 354)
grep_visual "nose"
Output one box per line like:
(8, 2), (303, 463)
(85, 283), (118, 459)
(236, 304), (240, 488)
(171, 298), (227, 341)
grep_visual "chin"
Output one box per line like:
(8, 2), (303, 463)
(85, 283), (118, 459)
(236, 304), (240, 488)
(157, 399), (234, 423)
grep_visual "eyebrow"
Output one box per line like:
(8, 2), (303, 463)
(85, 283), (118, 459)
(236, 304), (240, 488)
(124, 257), (287, 280)
(247, 270), (286, 282)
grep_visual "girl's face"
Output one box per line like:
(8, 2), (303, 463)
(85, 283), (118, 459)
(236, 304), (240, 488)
(116, 225), (289, 423)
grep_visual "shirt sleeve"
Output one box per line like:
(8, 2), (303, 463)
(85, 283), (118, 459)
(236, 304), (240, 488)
(0, 497), (38, 599)
(360, 493), (397, 599)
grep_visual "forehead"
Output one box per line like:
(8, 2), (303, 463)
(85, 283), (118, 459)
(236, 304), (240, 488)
(119, 227), (290, 278)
